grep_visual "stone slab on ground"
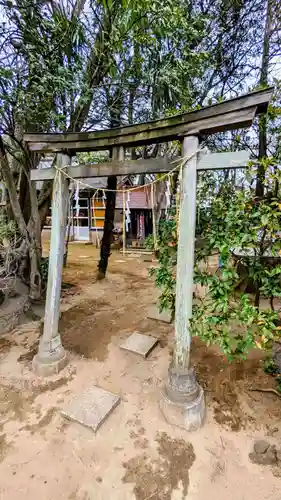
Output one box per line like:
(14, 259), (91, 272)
(61, 387), (120, 432)
(147, 305), (172, 324)
(120, 332), (158, 357)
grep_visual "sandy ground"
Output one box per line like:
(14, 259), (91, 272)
(0, 242), (281, 500)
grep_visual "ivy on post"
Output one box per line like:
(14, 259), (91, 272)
(159, 136), (205, 431)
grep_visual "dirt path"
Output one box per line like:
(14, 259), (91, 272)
(0, 243), (281, 499)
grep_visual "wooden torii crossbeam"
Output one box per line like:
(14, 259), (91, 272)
(25, 87), (273, 431)
(30, 150), (250, 181)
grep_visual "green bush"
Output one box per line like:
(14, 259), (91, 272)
(149, 162), (281, 361)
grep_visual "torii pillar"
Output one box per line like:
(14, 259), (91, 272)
(33, 153), (70, 376)
(160, 135), (205, 430)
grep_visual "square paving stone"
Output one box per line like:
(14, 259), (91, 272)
(120, 332), (158, 357)
(147, 305), (172, 324)
(61, 387), (120, 432)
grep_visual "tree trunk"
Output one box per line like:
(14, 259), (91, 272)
(97, 88), (124, 279)
(0, 138), (42, 300)
(27, 180), (42, 301)
(154, 180), (166, 241)
(255, 0), (271, 198)
(0, 138), (30, 243)
(18, 169), (31, 223)
(29, 246), (41, 301)
(97, 174), (117, 280)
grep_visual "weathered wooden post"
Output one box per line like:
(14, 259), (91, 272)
(160, 135), (205, 430)
(33, 153), (70, 376)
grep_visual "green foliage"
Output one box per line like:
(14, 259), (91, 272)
(144, 234), (154, 250)
(192, 293), (278, 360)
(196, 163), (281, 307)
(0, 216), (17, 243)
(40, 257), (49, 289)
(0, 1), (86, 134)
(146, 211), (177, 318)
(193, 161), (281, 360)
(76, 151), (109, 164)
(151, 163), (281, 361)
(0, 0), (209, 140)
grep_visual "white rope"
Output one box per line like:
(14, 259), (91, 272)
(74, 181), (80, 218)
(102, 189), (106, 208)
(53, 148), (205, 246)
(125, 191), (131, 232)
(165, 176), (171, 216)
(53, 150), (203, 194)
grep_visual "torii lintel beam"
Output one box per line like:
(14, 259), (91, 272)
(24, 87), (273, 153)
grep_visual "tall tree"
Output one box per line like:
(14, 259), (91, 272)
(0, 0), (88, 298)
(94, 0), (207, 277)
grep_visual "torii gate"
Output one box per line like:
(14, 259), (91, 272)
(27, 87), (273, 430)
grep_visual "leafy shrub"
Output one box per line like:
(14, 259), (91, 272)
(149, 162), (281, 361)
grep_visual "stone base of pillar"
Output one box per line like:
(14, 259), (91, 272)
(32, 346), (67, 377)
(159, 365), (205, 431)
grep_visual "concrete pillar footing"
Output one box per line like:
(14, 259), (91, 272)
(32, 346), (67, 377)
(160, 365), (205, 431)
